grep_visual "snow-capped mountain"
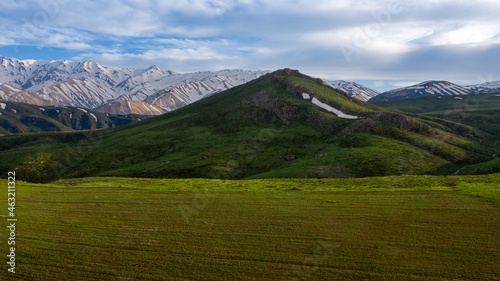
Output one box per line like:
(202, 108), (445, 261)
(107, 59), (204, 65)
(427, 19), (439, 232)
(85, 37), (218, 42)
(0, 57), (143, 92)
(3, 56), (499, 111)
(369, 80), (500, 102)
(0, 83), (21, 100)
(0, 56), (268, 114)
(143, 70), (262, 111)
(323, 80), (380, 101)
(467, 80), (500, 94)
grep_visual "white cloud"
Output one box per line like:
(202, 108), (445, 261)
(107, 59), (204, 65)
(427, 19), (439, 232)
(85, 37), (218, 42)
(0, 0), (27, 9)
(151, 38), (232, 49)
(429, 23), (500, 46)
(156, 0), (239, 16)
(1, 0), (499, 81)
(141, 47), (233, 61)
(391, 81), (420, 88)
(305, 23), (434, 55)
(0, 36), (15, 45)
(73, 45), (239, 72)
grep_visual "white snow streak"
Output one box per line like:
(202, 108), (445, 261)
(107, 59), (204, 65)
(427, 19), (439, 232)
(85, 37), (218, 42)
(311, 98), (359, 119)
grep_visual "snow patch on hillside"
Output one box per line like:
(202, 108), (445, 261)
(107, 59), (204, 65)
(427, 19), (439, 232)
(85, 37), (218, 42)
(0, 103), (6, 109)
(309, 97), (359, 119)
(90, 113), (98, 122)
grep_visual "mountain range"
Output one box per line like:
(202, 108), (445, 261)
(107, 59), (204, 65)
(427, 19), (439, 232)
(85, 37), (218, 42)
(1, 56), (500, 116)
(369, 80), (500, 102)
(0, 56), (268, 114)
(0, 69), (497, 182)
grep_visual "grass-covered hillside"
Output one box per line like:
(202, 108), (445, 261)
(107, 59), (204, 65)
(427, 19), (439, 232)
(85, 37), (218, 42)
(0, 69), (497, 182)
(0, 101), (147, 135)
(373, 94), (500, 175)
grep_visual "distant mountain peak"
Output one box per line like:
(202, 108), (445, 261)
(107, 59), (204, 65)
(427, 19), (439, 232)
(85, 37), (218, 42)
(323, 80), (380, 102)
(369, 79), (500, 103)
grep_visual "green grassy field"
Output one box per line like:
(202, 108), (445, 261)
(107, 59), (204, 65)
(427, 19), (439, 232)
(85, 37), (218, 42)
(1, 175), (499, 280)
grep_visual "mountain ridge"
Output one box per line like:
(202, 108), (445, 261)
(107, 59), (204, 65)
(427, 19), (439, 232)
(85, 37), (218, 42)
(0, 56), (268, 112)
(0, 56), (385, 116)
(0, 69), (495, 182)
(323, 80), (380, 101)
(2, 56), (500, 114)
(370, 80), (500, 102)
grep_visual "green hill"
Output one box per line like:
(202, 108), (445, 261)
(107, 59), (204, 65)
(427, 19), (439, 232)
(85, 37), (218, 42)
(373, 94), (500, 174)
(0, 69), (496, 182)
(0, 101), (147, 136)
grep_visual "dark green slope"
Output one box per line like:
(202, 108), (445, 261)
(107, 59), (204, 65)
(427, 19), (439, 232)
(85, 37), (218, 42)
(0, 69), (495, 182)
(0, 101), (148, 136)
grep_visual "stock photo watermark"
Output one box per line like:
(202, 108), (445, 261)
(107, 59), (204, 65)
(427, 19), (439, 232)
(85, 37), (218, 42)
(21, 0), (64, 39)
(11, 0), (67, 55)
(340, 1), (404, 63)
(6, 171), (17, 274)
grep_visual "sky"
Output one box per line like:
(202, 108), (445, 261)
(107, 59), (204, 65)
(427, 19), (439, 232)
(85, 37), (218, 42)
(0, 0), (499, 92)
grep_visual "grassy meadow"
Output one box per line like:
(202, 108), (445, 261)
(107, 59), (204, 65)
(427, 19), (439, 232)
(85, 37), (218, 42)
(1, 175), (499, 280)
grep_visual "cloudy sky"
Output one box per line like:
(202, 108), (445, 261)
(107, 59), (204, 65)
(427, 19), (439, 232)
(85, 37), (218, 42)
(0, 0), (499, 91)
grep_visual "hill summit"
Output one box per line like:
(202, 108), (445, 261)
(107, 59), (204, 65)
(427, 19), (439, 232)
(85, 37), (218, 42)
(0, 69), (494, 182)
